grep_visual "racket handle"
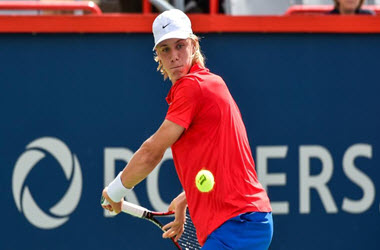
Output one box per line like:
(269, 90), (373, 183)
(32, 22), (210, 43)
(100, 196), (148, 218)
(121, 200), (149, 218)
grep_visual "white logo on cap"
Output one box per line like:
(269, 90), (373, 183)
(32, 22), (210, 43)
(12, 137), (82, 229)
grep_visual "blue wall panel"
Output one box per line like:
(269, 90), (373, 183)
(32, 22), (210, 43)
(1, 33), (379, 250)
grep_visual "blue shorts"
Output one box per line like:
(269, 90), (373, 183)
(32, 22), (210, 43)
(202, 212), (273, 250)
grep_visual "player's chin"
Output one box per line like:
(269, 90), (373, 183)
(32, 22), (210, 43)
(172, 68), (186, 75)
(172, 72), (187, 81)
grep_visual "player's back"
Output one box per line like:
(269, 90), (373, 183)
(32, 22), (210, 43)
(170, 64), (272, 245)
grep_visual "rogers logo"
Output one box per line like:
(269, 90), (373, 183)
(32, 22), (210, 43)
(12, 137), (82, 229)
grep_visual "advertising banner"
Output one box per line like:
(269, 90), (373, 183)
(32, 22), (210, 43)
(1, 33), (379, 250)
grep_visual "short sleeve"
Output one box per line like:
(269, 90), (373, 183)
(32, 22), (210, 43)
(165, 79), (202, 129)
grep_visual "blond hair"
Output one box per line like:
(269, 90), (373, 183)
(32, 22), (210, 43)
(154, 34), (206, 81)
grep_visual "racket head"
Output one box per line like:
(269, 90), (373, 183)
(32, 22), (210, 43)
(177, 212), (201, 250)
(101, 196), (200, 249)
(139, 209), (201, 249)
(149, 210), (201, 250)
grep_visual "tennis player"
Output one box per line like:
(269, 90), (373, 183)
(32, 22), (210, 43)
(102, 9), (273, 249)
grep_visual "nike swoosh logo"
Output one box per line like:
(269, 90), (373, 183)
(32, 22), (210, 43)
(162, 23), (170, 29)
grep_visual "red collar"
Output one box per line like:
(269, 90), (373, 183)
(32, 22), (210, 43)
(165, 63), (205, 105)
(188, 63), (204, 74)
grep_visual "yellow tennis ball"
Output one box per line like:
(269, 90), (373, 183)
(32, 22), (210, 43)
(195, 170), (215, 192)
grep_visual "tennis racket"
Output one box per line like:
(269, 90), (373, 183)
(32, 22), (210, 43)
(101, 196), (201, 250)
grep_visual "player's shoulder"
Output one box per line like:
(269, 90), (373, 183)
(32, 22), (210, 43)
(181, 66), (222, 84)
(172, 76), (203, 100)
(175, 66), (225, 92)
(176, 70), (204, 88)
(177, 74), (199, 85)
(174, 78), (200, 94)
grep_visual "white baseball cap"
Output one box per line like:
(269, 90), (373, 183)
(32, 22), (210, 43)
(152, 9), (193, 50)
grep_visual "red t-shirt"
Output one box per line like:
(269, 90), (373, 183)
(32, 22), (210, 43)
(165, 64), (271, 246)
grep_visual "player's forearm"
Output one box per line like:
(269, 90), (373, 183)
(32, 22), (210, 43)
(172, 191), (187, 210)
(120, 140), (165, 189)
(178, 192), (187, 207)
(177, 191), (187, 203)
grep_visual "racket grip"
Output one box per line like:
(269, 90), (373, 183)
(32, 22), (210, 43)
(101, 196), (148, 218)
(121, 200), (149, 218)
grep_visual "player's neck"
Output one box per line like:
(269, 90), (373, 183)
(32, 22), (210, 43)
(339, 6), (356, 15)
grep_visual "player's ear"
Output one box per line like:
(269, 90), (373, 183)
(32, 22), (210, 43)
(192, 44), (196, 56)
(189, 39), (196, 51)
(156, 53), (161, 62)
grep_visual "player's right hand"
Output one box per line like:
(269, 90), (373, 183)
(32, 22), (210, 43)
(101, 188), (122, 214)
(162, 192), (187, 241)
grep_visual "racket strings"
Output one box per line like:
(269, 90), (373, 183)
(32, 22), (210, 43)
(177, 214), (201, 250)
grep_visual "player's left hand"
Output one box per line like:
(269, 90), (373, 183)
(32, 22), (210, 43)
(101, 188), (122, 214)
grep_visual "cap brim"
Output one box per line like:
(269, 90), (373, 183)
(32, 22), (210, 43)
(153, 31), (192, 51)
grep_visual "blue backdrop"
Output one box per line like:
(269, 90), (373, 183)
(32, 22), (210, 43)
(1, 33), (379, 250)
